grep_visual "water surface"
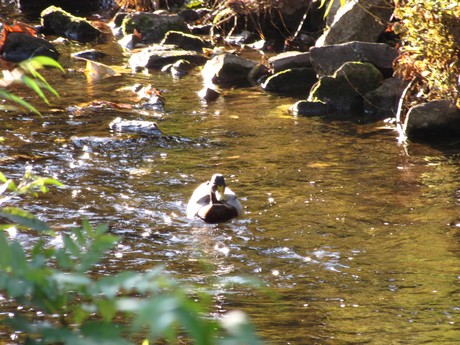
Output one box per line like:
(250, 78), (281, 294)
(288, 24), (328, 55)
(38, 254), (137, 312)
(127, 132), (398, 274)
(1, 36), (460, 344)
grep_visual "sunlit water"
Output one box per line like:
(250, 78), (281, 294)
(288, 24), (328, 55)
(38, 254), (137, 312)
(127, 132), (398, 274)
(1, 34), (460, 344)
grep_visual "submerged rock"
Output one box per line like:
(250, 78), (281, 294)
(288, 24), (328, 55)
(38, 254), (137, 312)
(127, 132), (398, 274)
(109, 117), (163, 136)
(1, 32), (59, 62)
(40, 6), (101, 42)
(290, 100), (331, 116)
(404, 100), (460, 141)
(197, 87), (220, 102)
(129, 44), (207, 70)
(308, 61), (383, 112)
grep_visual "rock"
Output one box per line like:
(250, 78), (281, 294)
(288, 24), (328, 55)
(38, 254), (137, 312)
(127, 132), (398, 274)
(1, 32), (59, 62)
(290, 100), (331, 116)
(197, 87), (220, 102)
(40, 6), (101, 43)
(324, 0), (344, 26)
(121, 12), (189, 44)
(316, 0), (394, 46)
(109, 117), (163, 136)
(71, 49), (106, 61)
(363, 78), (407, 118)
(404, 101), (460, 141)
(161, 31), (211, 52)
(261, 67), (317, 95)
(225, 30), (256, 45)
(201, 53), (258, 87)
(308, 62), (383, 112)
(268, 51), (312, 73)
(189, 24), (212, 36)
(161, 59), (194, 78)
(133, 84), (165, 110)
(129, 44), (207, 70)
(118, 33), (142, 50)
(309, 41), (398, 77)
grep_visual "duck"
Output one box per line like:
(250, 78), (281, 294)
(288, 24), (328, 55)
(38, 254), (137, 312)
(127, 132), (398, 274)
(186, 174), (243, 224)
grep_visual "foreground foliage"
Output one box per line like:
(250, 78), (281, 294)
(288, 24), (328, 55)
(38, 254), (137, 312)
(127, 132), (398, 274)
(394, 0), (460, 107)
(0, 56), (63, 115)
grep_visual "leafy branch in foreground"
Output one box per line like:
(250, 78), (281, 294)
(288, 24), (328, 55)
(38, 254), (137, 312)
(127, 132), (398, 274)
(0, 55), (64, 115)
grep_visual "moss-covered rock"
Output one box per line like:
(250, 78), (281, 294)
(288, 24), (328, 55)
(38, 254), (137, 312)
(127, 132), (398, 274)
(40, 6), (101, 42)
(308, 61), (383, 112)
(121, 12), (189, 44)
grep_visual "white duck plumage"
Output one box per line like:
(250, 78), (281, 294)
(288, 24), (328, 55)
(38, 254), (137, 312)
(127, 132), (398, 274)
(186, 174), (242, 223)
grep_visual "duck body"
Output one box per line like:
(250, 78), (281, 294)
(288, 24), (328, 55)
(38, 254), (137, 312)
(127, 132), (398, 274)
(186, 174), (242, 224)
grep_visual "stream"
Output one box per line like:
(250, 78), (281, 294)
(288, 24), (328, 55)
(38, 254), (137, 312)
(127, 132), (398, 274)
(1, 25), (460, 344)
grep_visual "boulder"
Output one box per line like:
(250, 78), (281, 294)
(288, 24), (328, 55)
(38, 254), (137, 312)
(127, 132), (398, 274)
(363, 77), (407, 119)
(268, 51), (312, 73)
(308, 62), (383, 112)
(316, 0), (394, 46)
(201, 53), (258, 87)
(1, 32), (59, 62)
(129, 44), (207, 70)
(404, 101), (460, 141)
(309, 41), (398, 77)
(161, 31), (211, 52)
(290, 100), (331, 116)
(261, 67), (317, 95)
(121, 12), (189, 44)
(40, 6), (101, 42)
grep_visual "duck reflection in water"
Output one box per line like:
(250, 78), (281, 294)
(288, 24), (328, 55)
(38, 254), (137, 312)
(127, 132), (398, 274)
(186, 174), (242, 224)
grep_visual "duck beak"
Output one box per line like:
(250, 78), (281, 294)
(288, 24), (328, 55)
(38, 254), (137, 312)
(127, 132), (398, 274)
(215, 185), (227, 201)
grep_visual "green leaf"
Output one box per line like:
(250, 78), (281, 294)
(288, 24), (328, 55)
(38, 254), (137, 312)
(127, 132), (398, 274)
(0, 207), (51, 231)
(0, 90), (41, 115)
(21, 75), (50, 105)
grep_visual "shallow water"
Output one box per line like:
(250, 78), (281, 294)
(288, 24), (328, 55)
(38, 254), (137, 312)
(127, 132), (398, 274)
(1, 34), (460, 344)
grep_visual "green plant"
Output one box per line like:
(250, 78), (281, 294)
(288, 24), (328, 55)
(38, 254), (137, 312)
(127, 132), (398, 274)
(393, 0), (460, 107)
(0, 55), (63, 115)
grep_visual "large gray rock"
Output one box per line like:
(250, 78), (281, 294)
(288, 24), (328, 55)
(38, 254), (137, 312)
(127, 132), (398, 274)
(201, 53), (258, 87)
(121, 12), (189, 44)
(310, 41), (398, 77)
(129, 44), (207, 70)
(364, 77), (407, 118)
(261, 67), (317, 94)
(308, 61), (383, 112)
(404, 101), (460, 141)
(268, 51), (312, 73)
(316, 0), (393, 46)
